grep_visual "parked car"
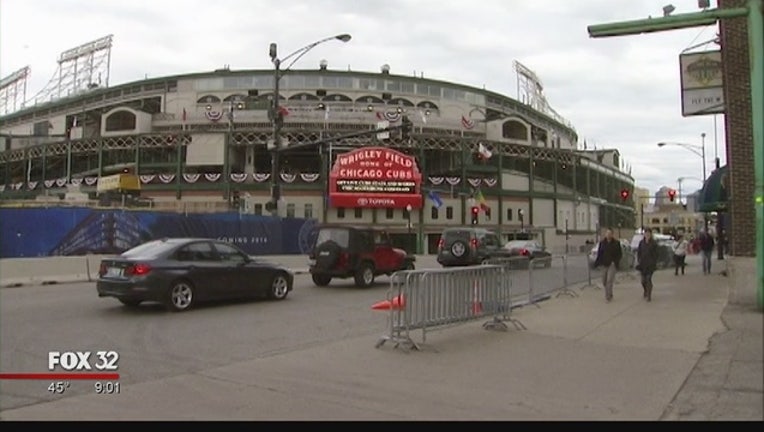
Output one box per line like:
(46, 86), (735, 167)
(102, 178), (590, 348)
(308, 225), (415, 288)
(503, 239), (552, 268)
(96, 238), (294, 312)
(588, 239), (636, 270)
(436, 227), (512, 267)
(628, 232), (675, 269)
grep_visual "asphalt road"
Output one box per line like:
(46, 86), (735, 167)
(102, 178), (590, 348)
(0, 257), (591, 414)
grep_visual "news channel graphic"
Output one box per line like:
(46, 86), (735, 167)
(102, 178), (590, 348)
(0, 350), (121, 395)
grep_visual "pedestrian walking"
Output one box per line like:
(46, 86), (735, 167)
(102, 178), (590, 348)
(672, 235), (688, 276)
(636, 228), (659, 302)
(699, 229), (715, 275)
(593, 228), (622, 303)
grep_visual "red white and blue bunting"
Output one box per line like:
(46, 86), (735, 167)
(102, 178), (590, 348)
(427, 176), (497, 187)
(183, 173), (200, 183)
(461, 115), (475, 129)
(204, 111), (224, 122)
(376, 111), (401, 123)
(230, 173), (248, 183)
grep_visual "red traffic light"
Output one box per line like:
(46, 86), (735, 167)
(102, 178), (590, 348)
(471, 206), (480, 215)
(668, 189), (676, 202)
(620, 189), (630, 201)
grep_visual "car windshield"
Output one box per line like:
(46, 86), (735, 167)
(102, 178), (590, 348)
(316, 228), (350, 248)
(121, 240), (177, 259)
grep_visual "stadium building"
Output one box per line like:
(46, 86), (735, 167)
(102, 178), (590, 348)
(0, 37), (635, 254)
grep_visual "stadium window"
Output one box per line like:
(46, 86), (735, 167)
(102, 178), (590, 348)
(507, 208), (513, 221)
(386, 208), (394, 219)
(354, 208), (363, 219)
(304, 203), (313, 219)
(446, 206), (454, 220)
(337, 208), (345, 219)
(104, 110), (137, 131)
(286, 203), (295, 218)
(254, 203), (263, 215)
(431, 206), (438, 220)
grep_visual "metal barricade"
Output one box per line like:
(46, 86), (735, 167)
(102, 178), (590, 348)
(579, 253), (601, 290)
(375, 265), (525, 351)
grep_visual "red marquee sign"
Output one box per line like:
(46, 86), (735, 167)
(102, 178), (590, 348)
(329, 147), (423, 209)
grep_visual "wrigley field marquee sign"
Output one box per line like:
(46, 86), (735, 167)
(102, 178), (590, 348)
(328, 147), (423, 209)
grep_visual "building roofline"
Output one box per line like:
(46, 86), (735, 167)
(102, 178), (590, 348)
(1, 68), (577, 138)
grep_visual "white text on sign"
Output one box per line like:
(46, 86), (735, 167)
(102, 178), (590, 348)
(48, 351), (120, 371)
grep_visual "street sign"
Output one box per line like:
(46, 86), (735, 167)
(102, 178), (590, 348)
(376, 120), (390, 140)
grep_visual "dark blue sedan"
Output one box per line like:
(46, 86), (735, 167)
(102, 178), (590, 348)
(97, 238), (294, 312)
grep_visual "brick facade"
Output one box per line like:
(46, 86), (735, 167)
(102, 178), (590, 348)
(719, 0), (756, 256)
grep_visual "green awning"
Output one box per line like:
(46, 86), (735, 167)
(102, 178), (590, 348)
(698, 165), (729, 213)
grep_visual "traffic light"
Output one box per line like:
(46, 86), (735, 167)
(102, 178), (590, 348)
(401, 115), (412, 139)
(668, 189), (676, 202)
(620, 189), (630, 201)
(470, 206), (480, 225)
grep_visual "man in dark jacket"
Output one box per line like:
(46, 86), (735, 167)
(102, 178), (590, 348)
(699, 228), (715, 275)
(637, 228), (660, 301)
(594, 228), (622, 302)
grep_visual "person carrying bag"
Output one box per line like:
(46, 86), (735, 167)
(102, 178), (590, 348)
(672, 235), (688, 276)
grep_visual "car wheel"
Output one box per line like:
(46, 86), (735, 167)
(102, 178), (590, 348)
(166, 279), (195, 312)
(269, 273), (290, 300)
(311, 273), (332, 286)
(354, 262), (375, 287)
(119, 299), (142, 307)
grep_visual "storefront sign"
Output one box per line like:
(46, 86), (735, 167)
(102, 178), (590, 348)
(329, 147), (422, 209)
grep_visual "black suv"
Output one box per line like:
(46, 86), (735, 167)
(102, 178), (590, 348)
(436, 227), (510, 267)
(309, 225), (416, 287)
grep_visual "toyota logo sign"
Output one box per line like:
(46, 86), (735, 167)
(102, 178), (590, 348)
(357, 197), (369, 206)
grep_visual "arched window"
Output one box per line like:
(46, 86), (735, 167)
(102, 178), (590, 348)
(388, 97), (415, 107)
(289, 92), (320, 101)
(105, 110), (137, 131)
(196, 95), (221, 104)
(223, 94), (247, 102)
(502, 119), (528, 140)
(356, 95), (385, 104)
(417, 101), (439, 110)
(322, 94), (353, 102)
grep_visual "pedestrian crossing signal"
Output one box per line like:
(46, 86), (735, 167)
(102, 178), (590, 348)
(470, 206), (479, 225)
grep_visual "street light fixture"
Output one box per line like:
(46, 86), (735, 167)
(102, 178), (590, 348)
(676, 175), (703, 205)
(267, 34), (352, 216)
(657, 133), (708, 226)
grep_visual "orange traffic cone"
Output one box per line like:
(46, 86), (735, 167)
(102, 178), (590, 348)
(371, 295), (405, 311)
(472, 280), (482, 314)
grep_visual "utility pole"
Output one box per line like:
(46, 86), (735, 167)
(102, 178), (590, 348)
(588, 1), (764, 309)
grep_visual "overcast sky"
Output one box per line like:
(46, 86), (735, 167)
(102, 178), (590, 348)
(0, 0), (726, 195)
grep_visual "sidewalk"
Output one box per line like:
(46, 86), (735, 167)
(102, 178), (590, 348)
(660, 261), (763, 420)
(618, 255), (763, 421)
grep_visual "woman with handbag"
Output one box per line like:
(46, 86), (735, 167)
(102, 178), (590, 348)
(672, 235), (689, 276)
(636, 228), (659, 302)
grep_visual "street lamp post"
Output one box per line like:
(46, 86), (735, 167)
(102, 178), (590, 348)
(406, 204), (413, 253)
(267, 34), (351, 216)
(657, 134), (707, 227)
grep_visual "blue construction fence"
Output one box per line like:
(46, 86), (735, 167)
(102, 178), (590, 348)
(0, 208), (321, 258)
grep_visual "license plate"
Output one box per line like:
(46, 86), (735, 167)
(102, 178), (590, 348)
(106, 267), (123, 277)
